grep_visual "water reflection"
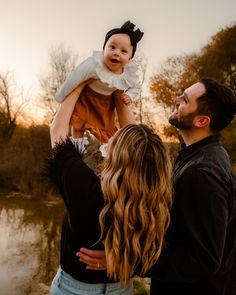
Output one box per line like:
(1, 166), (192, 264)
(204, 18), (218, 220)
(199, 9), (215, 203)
(0, 194), (64, 295)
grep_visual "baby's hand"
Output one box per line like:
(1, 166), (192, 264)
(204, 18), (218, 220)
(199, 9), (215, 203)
(121, 93), (132, 106)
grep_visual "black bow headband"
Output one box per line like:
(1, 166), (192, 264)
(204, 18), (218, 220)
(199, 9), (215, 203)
(103, 21), (144, 58)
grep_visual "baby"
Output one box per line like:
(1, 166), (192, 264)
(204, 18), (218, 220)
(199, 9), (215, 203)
(55, 21), (144, 143)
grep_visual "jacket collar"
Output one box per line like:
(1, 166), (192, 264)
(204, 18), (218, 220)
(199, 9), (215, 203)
(178, 134), (221, 160)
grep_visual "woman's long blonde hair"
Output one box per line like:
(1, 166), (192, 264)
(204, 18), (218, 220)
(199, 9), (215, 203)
(99, 124), (172, 284)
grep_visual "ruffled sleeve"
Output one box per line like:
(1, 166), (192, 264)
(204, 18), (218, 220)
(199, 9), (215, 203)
(54, 56), (98, 102)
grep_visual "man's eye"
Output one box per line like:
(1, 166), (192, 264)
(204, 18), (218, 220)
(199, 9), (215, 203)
(182, 95), (188, 103)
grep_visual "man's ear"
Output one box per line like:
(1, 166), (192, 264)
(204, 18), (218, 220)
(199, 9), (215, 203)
(194, 115), (211, 128)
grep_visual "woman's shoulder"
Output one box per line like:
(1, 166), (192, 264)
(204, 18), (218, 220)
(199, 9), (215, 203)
(51, 137), (83, 161)
(49, 136), (105, 178)
(47, 138), (82, 179)
(47, 137), (102, 190)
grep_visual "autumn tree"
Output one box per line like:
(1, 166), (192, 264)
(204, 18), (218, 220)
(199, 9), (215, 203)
(150, 23), (236, 142)
(198, 24), (236, 92)
(0, 71), (28, 141)
(39, 44), (78, 124)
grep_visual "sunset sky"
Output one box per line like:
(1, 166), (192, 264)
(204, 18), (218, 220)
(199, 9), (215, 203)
(1, 0), (236, 98)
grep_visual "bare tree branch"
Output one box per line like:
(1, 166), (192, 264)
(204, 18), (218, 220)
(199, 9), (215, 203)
(133, 51), (148, 123)
(0, 71), (28, 141)
(38, 44), (78, 124)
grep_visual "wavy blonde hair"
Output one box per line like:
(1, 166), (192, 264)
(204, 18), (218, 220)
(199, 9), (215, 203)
(99, 124), (172, 284)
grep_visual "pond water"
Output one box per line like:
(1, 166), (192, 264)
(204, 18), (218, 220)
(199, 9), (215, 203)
(0, 194), (64, 295)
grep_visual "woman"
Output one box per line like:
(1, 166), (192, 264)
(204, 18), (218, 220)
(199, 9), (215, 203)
(48, 84), (172, 295)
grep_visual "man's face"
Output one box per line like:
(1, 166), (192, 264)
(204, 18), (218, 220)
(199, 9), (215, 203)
(169, 82), (206, 130)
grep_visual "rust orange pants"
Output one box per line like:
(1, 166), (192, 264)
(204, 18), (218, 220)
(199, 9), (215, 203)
(70, 85), (117, 143)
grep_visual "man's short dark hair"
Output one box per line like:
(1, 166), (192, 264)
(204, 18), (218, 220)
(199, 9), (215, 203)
(197, 78), (236, 131)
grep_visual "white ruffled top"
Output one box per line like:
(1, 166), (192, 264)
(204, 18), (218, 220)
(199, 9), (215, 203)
(55, 51), (141, 102)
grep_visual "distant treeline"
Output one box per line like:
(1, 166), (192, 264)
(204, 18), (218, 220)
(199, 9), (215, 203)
(0, 123), (235, 199)
(0, 125), (52, 198)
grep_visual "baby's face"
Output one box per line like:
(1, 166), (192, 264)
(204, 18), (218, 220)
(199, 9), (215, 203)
(103, 33), (133, 74)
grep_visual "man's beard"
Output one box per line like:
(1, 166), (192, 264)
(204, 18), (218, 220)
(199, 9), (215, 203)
(168, 112), (196, 130)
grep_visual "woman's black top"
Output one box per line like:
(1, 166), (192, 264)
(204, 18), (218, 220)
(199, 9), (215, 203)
(48, 139), (112, 283)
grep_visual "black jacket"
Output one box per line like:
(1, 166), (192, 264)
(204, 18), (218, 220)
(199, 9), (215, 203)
(150, 135), (236, 295)
(48, 139), (112, 283)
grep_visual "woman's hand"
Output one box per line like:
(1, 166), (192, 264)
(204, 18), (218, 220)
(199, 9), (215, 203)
(76, 248), (107, 270)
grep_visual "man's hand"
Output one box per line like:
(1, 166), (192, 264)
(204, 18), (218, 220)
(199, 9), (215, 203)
(76, 248), (107, 270)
